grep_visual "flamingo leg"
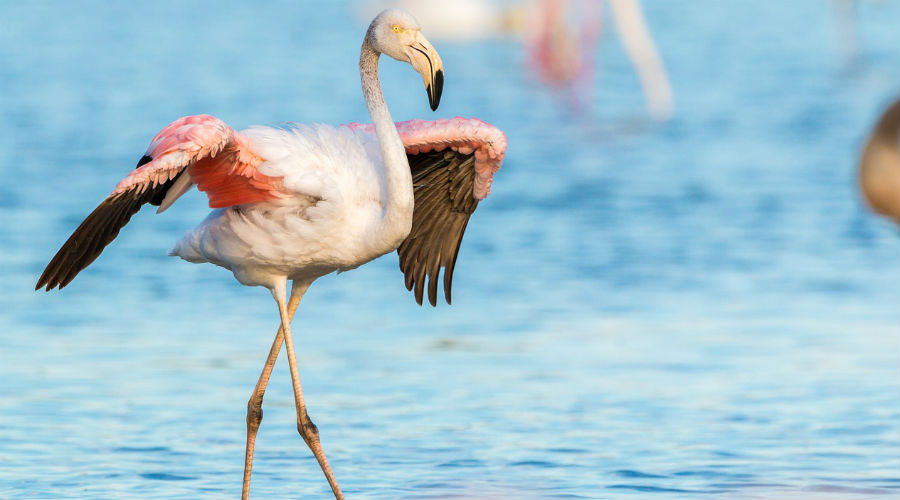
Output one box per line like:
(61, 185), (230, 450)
(272, 280), (345, 500)
(242, 281), (308, 500)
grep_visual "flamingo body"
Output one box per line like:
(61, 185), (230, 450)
(38, 114), (506, 293)
(174, 122), (406, 288)
(94, 115), (508, 290)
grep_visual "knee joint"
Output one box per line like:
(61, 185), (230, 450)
(247, 398), (264, 427)
(297, 419), (319, 439)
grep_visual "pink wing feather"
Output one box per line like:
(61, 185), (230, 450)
(112, 115), (283, 209)
(36, 115), (284, 290)
(349, 116), (507, 200)
(350, 117), (508, 307)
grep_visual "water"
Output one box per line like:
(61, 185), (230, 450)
(1, 1), (898, 498)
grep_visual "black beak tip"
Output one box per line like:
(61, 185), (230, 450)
(428, 69), (444, 111)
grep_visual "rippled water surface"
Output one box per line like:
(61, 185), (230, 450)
(1, 1), (898, 498)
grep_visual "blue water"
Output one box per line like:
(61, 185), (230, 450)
(1, 1), (898, 498)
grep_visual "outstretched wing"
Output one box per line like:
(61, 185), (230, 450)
(394, 118), (507, 306)
(36, 115), (283, 291)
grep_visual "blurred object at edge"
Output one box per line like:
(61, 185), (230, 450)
(858, 98), (900, 223)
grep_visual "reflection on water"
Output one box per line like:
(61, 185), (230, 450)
(1, 0), (898, 499)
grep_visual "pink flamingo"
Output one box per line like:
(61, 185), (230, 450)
(35, 9), (506, 500)
(526, 0), (673, 120)
(526, 0), (598, 90)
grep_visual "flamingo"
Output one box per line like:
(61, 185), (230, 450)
(526, 0), (674, 120)
(35, 9), (506, 500)
(359, 0), (526, 42)
(858, 98), (900, 222)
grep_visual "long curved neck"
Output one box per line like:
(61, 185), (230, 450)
(359, 38), (414, 230)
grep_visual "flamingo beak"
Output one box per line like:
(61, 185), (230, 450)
(408, 32), (444, 111)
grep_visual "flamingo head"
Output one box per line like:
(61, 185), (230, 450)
(367, 9), (444, 111)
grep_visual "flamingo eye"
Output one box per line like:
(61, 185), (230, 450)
(392, 24), (401, 33)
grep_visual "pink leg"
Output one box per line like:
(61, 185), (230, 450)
(242, 282), (306, 500)
(272, 281), (344, 500)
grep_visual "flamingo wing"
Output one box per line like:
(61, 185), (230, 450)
(36, 115), (283, 291)
(393, 117), (507, 306)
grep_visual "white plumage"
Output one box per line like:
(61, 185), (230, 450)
(172, 124), (405, 287)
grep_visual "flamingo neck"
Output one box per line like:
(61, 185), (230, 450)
(359, 39), (414, 237)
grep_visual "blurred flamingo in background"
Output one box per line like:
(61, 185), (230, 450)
(526, 0), (673, 120)
(35, 9), (506, 500)
(360, 0), (525, 41)
(858, 98), (899, 222)
(526, 0), (601, 91)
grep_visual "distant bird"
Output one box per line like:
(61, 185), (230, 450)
(526, 0), (674, 120)
(858, 98), (899, 222)
(526, 0), (601, 89)
(359, 0), (525, 41)
(35, 9), (506, 500)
